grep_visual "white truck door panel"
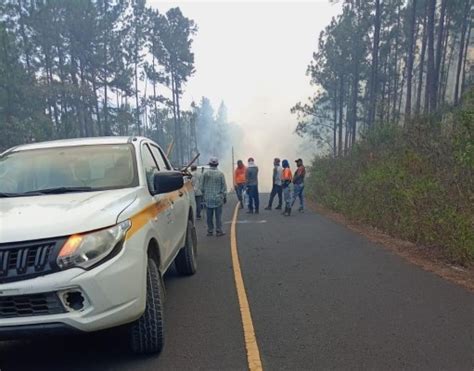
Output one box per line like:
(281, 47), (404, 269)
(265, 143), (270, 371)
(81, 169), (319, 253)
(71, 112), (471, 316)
(141, 144), (174, 262)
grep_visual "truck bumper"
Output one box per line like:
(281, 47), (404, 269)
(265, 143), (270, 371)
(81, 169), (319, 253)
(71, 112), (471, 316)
(0, 239), (147, 336)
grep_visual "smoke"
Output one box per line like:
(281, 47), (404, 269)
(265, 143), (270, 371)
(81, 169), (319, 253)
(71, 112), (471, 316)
(153, 1), (340, 191)
(220, 105), (315, 192)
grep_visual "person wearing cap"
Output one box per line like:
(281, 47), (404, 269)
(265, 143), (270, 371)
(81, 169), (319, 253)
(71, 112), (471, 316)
(191, 165), (203, 219)
(281, 159), (293, 216)
(201, 157), (227, 237)
(245, 157), (260, 214)
(265, 157), (283, 210)
(234, 160), (247, 209)
(292, 158), (306, 212)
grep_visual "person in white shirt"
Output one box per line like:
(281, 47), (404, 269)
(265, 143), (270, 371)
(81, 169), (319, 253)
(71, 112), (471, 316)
(191, 165), (203, 219)
(265, 157), (283, 210)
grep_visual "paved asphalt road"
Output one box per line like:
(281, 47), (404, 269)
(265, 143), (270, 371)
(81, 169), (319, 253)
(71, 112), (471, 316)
(1, 195), (473, 370)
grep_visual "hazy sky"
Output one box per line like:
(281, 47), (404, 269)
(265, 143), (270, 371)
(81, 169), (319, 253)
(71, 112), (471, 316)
(149, 1), (341, 189)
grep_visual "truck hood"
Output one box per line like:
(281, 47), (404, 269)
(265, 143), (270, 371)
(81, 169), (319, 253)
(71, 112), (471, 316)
(0, 188), (139, 243)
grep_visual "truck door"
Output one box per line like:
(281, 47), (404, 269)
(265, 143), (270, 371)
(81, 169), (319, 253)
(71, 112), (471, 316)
(141, 144), (174, 262)
(148, 144), (188, 251)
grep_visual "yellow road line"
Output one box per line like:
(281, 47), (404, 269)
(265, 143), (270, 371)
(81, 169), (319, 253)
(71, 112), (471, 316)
(230, 203), (263, 371)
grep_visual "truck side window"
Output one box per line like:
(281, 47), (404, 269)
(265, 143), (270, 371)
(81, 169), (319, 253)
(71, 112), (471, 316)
(142, 145), (160, 193)
(149, 145), (170, 171)
(158, 147), (172, 170)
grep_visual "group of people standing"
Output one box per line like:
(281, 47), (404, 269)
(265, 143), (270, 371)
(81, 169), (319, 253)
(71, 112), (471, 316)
(234, 157), (306, 216)
(190, 156), (306, 238)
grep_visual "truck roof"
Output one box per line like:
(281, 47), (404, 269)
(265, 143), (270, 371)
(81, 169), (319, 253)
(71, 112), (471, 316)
(7, 136), (146, 153)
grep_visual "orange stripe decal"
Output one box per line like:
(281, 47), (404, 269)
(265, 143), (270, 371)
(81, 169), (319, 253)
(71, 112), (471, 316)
(125, 183), (192, 240)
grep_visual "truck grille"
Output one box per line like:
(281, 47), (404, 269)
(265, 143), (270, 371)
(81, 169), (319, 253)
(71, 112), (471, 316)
(0, 292), (65, 318)
(0, 238), (65, 283)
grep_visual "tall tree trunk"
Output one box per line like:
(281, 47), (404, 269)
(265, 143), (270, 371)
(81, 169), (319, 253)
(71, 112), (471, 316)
(344, 121), (349, 155)
(103, 0), (109, 135)
(392, 4), (401, 123)
(338, 74), (344, 157)
(152, 48), (159, 137)
(433, 0), (447, 111)
(460, 22), (472, 95)
(398, 64), (406, 119)
(333, 85), (338, 158)
(425, 0), (436, 113)
(415, 7), (428, 115)
(17, 0), (31, 75)
(70, 54), (86, 137)
(79, 60), (91, 137)
(1, 26), (14, 125)
(349, 58), (360, 146)
(438, 15), (451, 105)
(143, 73), (148, 137)
(135, 59), (140, 135)
(171, 72), (179, 162)
(405, 0), (418, 122)
(367, 0), (381, 128)
(442, 32), (456, 102)
(91, 74), (102, 136)
(175, 79), (184, 164)
(454, 0), (470, 105)
(380, 58), (388, 123)
(46, 61), (60, 134)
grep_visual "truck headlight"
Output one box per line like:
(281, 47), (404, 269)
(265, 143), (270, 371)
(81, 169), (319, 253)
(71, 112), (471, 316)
(57, 220), (131, 270)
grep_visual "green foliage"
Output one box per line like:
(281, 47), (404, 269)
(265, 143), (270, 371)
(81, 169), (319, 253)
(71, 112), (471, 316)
(308, 90), (474, 265)
(0, 0), (200, 164)
(293, 0), (472, 156)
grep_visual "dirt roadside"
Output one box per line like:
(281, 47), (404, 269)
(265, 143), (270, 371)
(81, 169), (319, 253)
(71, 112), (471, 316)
(309, 201), (474, 293)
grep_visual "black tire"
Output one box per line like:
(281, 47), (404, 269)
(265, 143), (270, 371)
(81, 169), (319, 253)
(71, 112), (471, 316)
(175, 220), (197, 276)
(130, 258), (164, 355)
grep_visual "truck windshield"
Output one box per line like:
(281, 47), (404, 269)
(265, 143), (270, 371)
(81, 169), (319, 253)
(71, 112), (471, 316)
(0, 144), (138, 196)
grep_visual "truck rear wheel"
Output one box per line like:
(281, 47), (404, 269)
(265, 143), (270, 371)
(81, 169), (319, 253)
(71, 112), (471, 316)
(130, 258), (164, 355)
(175, 220), (197, 276)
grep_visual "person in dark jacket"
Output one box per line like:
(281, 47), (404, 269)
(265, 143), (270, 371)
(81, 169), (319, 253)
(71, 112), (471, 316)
(245, 157), (259, 214)
(292, 158), (306, 212)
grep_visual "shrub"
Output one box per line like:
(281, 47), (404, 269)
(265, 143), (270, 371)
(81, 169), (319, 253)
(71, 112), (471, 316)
(308, 89), (474, 265)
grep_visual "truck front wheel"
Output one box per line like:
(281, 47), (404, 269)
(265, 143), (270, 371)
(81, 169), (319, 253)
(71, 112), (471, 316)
(130, 258), (164, 354)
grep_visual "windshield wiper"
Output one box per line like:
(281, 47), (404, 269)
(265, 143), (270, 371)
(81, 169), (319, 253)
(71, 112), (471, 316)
(0, 192), (21, 198)
(0, 187), (95, 197)
(23, 186), (95, 195)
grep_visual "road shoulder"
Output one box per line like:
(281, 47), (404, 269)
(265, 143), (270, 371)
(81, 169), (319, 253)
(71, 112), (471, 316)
(309, 201), (474, 293)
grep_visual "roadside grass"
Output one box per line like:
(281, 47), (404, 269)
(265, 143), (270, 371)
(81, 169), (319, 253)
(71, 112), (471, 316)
(308, 89), (474, 266)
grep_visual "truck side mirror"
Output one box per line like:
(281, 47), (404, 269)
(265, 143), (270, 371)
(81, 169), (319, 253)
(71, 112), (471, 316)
(153, 171), (184, 195)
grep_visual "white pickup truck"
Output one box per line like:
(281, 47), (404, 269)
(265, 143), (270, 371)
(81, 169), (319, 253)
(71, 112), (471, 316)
(0, 136), (198, 354)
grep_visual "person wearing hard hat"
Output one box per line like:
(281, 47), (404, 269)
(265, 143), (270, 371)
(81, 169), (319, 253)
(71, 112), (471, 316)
(201, 156), (227, 237)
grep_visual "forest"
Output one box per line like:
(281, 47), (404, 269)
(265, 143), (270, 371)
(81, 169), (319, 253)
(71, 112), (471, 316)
(295, 0), (473, 264)
(293, 0), (472, 155)
(0, 0), (232, 165)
